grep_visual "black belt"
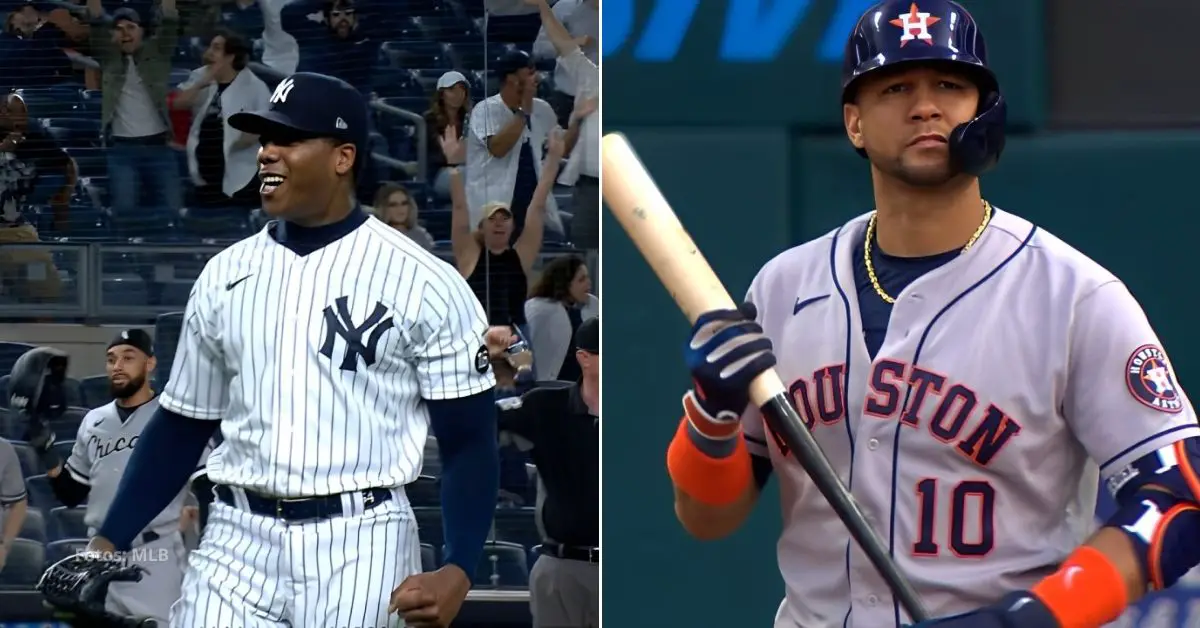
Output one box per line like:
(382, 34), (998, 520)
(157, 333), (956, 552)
(215, 484), (391, 522)
(539, 542), (598, 564)
(578, 174), (598, 183)
(108, 132), (168, 146)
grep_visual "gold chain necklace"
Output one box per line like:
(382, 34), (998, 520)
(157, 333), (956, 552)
(864, 200), (993, 304)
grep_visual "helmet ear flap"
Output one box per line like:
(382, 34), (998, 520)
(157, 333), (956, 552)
(948, 91), (1006, 176)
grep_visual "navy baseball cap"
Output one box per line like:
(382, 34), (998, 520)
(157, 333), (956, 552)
(495, 50), (534, 78)
(229, 72), (369, 152)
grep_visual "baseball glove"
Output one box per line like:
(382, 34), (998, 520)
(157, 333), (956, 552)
(37, 552), (157, 628)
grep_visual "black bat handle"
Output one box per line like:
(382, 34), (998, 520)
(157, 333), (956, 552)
(759, 395), (930, 622)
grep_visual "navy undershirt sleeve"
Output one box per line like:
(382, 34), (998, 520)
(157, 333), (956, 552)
(97, 408), (219, 550)
(427, 389), (500, 577)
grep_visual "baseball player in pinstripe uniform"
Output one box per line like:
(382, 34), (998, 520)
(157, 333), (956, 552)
(39, 73), (505, 628)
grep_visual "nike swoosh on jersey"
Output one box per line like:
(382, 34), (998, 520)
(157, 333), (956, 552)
(793, 294), (830, 315)
(225, 275), (253, 290)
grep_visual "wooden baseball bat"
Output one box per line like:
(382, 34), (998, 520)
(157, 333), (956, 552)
(601, 132), (930, 623)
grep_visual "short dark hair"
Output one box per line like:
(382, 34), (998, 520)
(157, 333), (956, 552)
(529, 255), (586, 301)
(211, 27), (251, 71)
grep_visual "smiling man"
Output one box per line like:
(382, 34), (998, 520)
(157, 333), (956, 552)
(666, 2), (1200, 628)
(36, 72), (502, 628)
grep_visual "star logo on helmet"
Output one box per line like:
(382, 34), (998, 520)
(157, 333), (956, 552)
(890, 2), (941, 47)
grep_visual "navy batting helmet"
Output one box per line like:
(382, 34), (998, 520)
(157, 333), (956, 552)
(8, 346), (69, 418)
(841, 0), (1006, 175)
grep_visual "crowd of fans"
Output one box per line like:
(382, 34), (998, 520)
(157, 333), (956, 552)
(0, 0), (599, 623)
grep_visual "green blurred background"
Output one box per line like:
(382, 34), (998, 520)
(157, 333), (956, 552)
(601, 0), (1200, 626)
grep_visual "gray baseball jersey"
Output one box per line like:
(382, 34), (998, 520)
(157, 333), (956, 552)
(64, 397), (210, 532)
(0, 438), (27, 535)
(742, 209), (1199, 627)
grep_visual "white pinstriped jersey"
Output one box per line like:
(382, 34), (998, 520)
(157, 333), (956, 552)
(742, 210), (1200, 627)
(159, 215), (496, 497)
(65, 397), (212, 531)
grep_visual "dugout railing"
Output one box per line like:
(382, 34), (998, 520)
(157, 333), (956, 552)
(0, 242), (587, 323)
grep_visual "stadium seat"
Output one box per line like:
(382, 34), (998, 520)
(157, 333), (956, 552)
(0, 408), (19, 439)
(492, 507), (540, 552)
(62, 378), (83, 408)
(0, 342), (36, 377)
(42, 117), (102, 147)
(380, 40), (446, 70)
(0, 538), (45, 587)
(65, 147), (107, 178)
(10, 441), (39, 477)
(15, 87), (79, 118)
(24, 474), (57, 508)
(468, 541), (529, 588)
(49, 408), (87, 441)
(51, 439), (74, 469)
(49, 506), (88, 540)
(45, 538), (89, 566)
(420, 542), (437, 572)
(406, 475), (440, 507)
(79, 374), (113, 408)
(413, 506), (443, 549)
(18, 507), (46, 542)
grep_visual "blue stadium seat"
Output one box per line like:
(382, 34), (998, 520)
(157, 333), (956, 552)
(492, 507), (540, 553)
(406, 475), (439, 507)
(42, 117), (102, 148)
(380, 40), (446, 70)
(18, 507), (46, 542)
(79, 374), (112, 408)
(420, 542), (436, 572)
(50, 407), (87, 441)
(51, 440), (74, 469)
(62, 378), (83, 408)
(414, 13), (480, 43)
(49, 506), (88, 540)
(0, 538), (45, 587)
(468, 541), (529, 588)
(23, 474), (56, 508)
(15, 87), (80, 118)
(0, 342), (36, 376)
(413, 506), (443, 549)
(45, 538), (89, 566)
(421, 209), (451, 241)
(10, 441), (38, 477)
(0, 407), (19, 439)
(170, 67), (194, 87)
(378, 96), (428, 117)
(65, 147), (107, 178)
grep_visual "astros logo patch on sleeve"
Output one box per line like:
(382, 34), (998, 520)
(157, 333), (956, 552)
(1126, 344), (1183, 413)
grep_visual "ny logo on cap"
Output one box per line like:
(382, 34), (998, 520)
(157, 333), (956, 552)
(336, 117), (348, 130)
(271, 78), (296, 104)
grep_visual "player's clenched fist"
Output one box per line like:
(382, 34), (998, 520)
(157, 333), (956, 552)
(389, 564), (472, 627)
(683, 302), (776, 423)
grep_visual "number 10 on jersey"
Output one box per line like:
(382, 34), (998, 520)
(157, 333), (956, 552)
(913, 478), (995, 558)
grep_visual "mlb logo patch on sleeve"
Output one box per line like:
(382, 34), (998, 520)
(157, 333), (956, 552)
(1126, 344), (1183, 413)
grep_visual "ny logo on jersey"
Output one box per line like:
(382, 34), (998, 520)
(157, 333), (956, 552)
(271, 78), (296, 104)
(320, 296), (395, 372)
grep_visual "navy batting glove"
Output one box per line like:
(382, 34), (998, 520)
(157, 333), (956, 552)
(683, 302), (776, 421)
(905, 592), (1060, 628)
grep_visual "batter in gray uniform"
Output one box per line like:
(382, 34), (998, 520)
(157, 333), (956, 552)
(0, 437), (29, 574)
(44, 329), (209, 622)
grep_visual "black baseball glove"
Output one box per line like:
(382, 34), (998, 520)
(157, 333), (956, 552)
(37, 552), (157, 628)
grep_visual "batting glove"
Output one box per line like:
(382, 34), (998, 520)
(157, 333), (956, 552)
(682, 302), (776, 430)
(905, 591), (1059, 628)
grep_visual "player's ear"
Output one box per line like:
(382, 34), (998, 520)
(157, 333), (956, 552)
(146, 356), (157, 375)
(334, 144), (356, 177)
(844, 103), (865, 150)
